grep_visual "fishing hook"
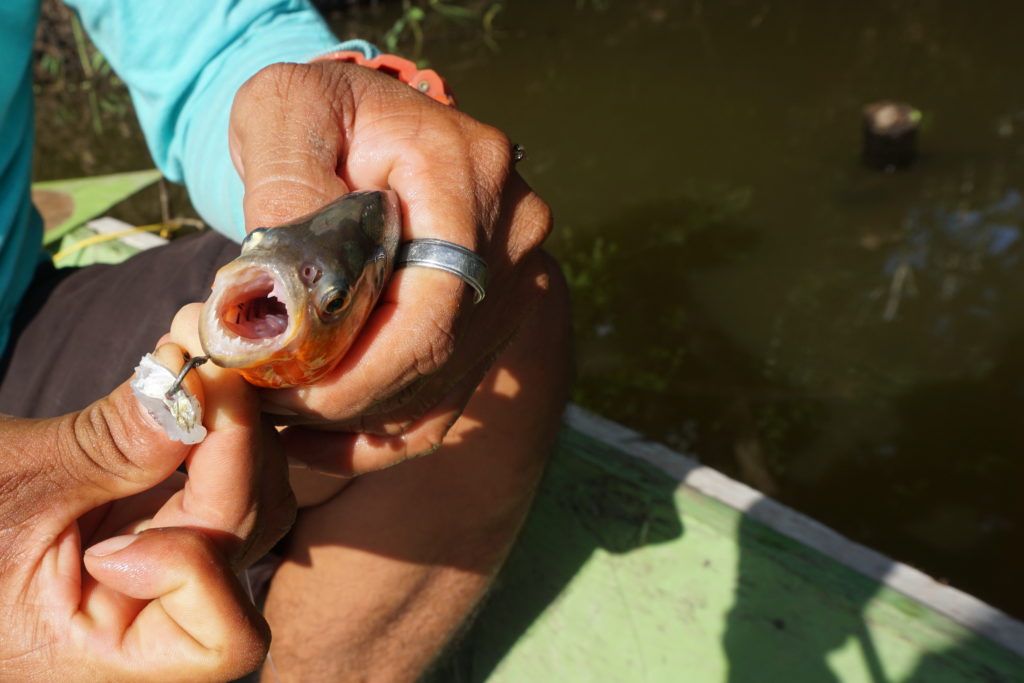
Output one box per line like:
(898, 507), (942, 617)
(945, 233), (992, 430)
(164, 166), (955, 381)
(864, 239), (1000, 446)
(165, 354), (210, 399)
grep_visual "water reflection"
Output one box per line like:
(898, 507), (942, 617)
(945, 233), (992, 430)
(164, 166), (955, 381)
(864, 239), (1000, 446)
(561, 187), (758, 441)
(877, 189), (1024, 326)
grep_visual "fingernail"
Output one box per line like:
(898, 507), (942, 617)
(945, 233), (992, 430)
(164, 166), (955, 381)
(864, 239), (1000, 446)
(85, 534), (139, 557)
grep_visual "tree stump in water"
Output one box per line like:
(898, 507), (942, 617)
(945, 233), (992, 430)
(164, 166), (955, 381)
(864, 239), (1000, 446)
(862, 101), (921, 171)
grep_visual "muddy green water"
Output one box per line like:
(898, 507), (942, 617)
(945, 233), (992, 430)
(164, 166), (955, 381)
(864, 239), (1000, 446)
(401, 0), (1024, 618)
(33, 1), (1024, 619)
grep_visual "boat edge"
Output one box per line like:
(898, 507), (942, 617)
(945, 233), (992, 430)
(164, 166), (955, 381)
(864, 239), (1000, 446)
(562, 403), (1024, 659)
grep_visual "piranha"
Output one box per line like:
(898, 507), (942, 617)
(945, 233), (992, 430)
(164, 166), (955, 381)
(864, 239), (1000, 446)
(198, 190), (401, 388)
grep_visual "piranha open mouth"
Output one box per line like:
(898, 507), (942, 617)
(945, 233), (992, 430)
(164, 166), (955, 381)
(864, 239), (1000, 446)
(219, 272), (289, 340)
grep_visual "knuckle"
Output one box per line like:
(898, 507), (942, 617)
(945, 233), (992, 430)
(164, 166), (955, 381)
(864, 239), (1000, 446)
(520, 194), (554, 249)
(235, 62), (346, 126)
(413, 317), (457, 379)
(418, 332), (455, 379)
(227, 619), (272, 677)
(469, 125), (514, 208)
(471, 124), (512, 171)
(240, 62), (305, 101)
(234, 65), (281, 117)
(504, 192), (554, 263)
(60, 404), (146, 495)
(228, 635), (271, 681)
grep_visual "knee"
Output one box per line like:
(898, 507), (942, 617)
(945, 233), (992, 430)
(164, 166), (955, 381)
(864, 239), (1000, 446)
(487, 249), (572, 492)
(436, 250), (572, 539)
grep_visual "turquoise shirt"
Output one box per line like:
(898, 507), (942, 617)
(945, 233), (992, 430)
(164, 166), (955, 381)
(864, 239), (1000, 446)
(0, 0), (378, 354)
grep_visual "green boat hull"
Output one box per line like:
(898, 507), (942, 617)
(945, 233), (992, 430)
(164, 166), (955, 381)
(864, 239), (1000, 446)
(432, 407), (1024, 682)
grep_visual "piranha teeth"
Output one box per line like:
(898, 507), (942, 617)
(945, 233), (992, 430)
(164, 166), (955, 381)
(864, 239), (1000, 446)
(202, 268), (294, 360)
(225, 293), (288, 339)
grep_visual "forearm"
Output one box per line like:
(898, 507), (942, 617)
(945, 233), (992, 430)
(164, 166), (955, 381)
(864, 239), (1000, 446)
(66, 0), (376, 239)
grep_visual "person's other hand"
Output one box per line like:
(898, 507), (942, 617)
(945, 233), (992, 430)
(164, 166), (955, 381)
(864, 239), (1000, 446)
(0, 343), (293, 681)
(228, 59), (555, 475)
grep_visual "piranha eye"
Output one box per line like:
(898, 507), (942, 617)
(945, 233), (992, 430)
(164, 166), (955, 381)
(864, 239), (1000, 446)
(319, 286), (351, 318)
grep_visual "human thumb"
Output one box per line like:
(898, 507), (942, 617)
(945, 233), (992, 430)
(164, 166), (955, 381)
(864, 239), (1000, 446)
(0, 344), (198, 534)
(229, 62), (351, 232)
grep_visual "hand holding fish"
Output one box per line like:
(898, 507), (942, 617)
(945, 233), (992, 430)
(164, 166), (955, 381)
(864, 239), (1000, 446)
(227, 60), (555, 474)
(0, 343), (293, 681)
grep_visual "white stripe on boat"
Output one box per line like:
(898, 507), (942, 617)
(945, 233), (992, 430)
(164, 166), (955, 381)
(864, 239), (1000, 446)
(563, 403), (1024, 658)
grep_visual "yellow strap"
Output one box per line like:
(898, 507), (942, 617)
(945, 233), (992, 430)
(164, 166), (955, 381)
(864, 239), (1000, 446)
(51, 221), (188, 263)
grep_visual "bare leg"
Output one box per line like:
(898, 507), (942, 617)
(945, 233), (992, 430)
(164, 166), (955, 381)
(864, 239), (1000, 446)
(262, 256), (571, 681)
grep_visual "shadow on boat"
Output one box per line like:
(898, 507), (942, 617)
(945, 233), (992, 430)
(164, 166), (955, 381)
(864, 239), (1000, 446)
(426, 422), (688, 682)
(724, 498), (891, 683)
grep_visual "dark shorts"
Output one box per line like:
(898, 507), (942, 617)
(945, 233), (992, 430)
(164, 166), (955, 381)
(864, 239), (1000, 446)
(0, 230), (239, 418)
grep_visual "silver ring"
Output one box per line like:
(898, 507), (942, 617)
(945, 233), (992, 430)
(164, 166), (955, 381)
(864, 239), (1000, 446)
(396, 238), (490, 303)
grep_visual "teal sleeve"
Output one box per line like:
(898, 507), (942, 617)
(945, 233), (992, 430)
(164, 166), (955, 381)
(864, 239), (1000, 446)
(0, 1), (43, 355)
(66, 0), (379, 242)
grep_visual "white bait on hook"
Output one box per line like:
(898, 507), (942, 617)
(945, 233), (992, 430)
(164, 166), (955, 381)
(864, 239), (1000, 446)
(130, 353), (207, 445)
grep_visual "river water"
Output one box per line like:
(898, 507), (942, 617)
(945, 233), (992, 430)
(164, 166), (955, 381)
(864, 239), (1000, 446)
(33, 0), (1024, 619)
(393, 0), (1024, 619)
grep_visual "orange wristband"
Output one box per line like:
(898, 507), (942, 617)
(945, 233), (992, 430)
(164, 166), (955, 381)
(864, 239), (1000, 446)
(312, 50), (457, 107)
